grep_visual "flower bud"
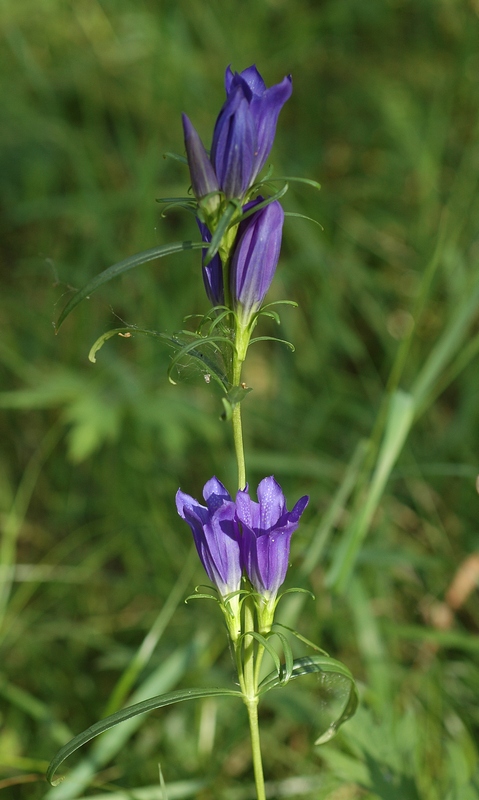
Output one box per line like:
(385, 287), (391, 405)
(230, 198), (284, 326)
(196, 219), (224, 306)
(182, 114), (220, 207)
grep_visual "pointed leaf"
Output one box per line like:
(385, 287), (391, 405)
(259, 175), (321, 191)
(167, 334), (234, 389)
(284, 211), (324, 229)
(88, 327), (170, 363)
(249, 335), (295, 351)
(56, 241), (205, 331)
(162, 151), (188, 164)
(46, 687), (242, 786)
(272, 622), (330, 657)
(156, 196), (196, 205)
(238, 631), (282, 677)
(269, 631), (294, 684)
(258, 655), (358, 745)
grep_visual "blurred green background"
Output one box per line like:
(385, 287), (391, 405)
(1, 0), (479, 798)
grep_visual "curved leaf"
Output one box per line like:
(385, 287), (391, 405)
(258, 655), (358, 745)
(167, 333), (234, 389)
(249, 335), (295, 351)
(88, 327), (171, 363)
(284, 211), (324, 230)
(272, 621), (329, 657)
(238, 631), (282, 677)
(260, 175), (321, 191)
(47, 686), (242, 786)
(55, 241), (205, 331)
(269, 630), (294, 684)
(241, 183), (289, 221)
(261, 300), (298, 310)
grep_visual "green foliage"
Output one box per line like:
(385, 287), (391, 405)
(1, 0), (479, 798)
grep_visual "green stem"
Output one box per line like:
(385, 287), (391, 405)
(232, 404), (246, 490)
(230, 320), (266, 800)
(232, 345), (246, 490)
(243, 597), (266, 800)
(246, 699), (266, 800)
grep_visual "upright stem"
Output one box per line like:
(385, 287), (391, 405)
(231, 343), (266, 800)
(232, 404), (246, 490)
(232, 349), (246, 490)
(243, 598), (266, 800)
(246, 699), (266, 800)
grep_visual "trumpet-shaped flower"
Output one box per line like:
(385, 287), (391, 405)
(236, 476), (309, 603)
(176, 477), (241, 599)
(212, 65), (292, 199)
(230, 198), (284, 326)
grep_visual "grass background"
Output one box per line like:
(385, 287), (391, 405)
(1, 0), (479, 798)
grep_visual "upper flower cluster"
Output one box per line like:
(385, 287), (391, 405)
(176, 476), (308, 623)
(183, 65), (292, 203)
(181, 65), (292, 329)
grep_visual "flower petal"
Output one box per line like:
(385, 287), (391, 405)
(203, 476), (232, 511)
(256, 476), (287, 530)
(201, 502), (242, 594)
(254, 526), (294, 598)
(249, 75), (292, 180)
(236, 487), (261, 530)
(211, 86), (256, 199)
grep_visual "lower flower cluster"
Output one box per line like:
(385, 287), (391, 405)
(176, 476), (308, 635)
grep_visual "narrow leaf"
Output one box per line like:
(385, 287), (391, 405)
(88, 327), (170, 363)
(261, 176), (321, 191)
(284, 211), (324, 229)
(258, 655), (358, 745)
(166, 334), (233, 389)
(239, 631), (282, 677)
(272, 622), (330, 657)
(155, 196), (195, 205)
(249, 336), (295, 351)
(47, 687), (242, 786)
(162, 152), (188, 164)
(55, 241), (205, 331)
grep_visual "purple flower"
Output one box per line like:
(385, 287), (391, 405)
(230, 198), (284, 324)
(182, 113), (220, 201)
(236, 476), (309, 601)
(223, 65), (293, 183)
(196, 219), (224, 306)
(211, 65), (292, 200)
(176, 477), (241, 599)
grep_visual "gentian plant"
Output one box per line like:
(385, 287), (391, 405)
(48, 65), (358, 800)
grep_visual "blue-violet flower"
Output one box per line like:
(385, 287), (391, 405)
(182, 113), (220, 203)
(211, 65), (292, 199)
(176, 477), (241, 599)
(196, 219), (224, 306)
(236, 476), (309, 608)
(230, 198), (284, 327)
